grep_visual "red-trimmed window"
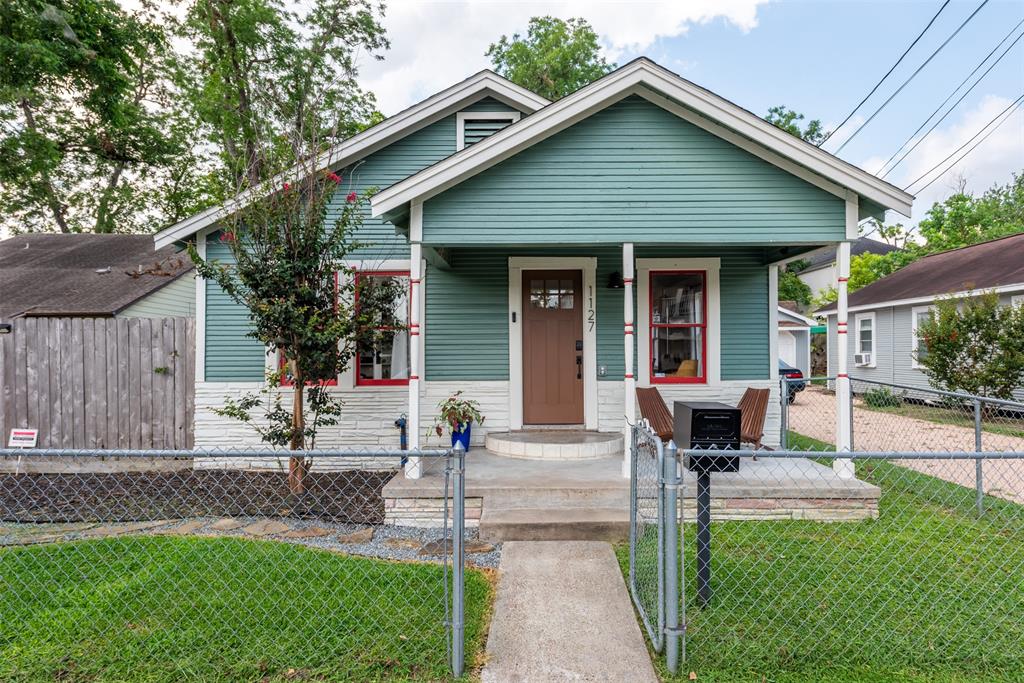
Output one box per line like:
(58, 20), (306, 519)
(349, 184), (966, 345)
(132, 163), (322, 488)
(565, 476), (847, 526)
(355, 270), (411, 386)
(279, 273), (340, 387)
(649, 271), (706, 384)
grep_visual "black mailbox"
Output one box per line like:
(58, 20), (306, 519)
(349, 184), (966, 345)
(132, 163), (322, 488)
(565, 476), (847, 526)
(673, 401), (741, 473)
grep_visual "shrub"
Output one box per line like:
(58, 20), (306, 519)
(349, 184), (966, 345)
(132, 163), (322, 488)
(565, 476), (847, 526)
(862, 387), (902, 408)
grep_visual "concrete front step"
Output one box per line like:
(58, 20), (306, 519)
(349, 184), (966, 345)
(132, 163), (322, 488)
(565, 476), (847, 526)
(484, 486), (628, 510)
(485, 430), (624, 460)
(479, 507), (631, 542)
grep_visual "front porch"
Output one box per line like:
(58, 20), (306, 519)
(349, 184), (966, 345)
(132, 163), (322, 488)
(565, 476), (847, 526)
(383, 446), (880, 538)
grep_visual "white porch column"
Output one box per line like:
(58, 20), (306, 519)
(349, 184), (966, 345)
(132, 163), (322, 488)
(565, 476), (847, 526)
(406, 241), (423, 478)
(622, 242), (635, 478)
(834, 240), (854, 478)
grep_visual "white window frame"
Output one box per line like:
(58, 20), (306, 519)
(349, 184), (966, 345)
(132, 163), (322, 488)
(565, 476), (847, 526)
(853, 311), (875, 368)
(456, 111), (520, 151)
(910, 305), (933, 370)
(637, 258), (721, 386)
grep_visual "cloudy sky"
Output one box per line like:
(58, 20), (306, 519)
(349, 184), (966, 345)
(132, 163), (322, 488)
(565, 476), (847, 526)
(356, 0), (1024, 226)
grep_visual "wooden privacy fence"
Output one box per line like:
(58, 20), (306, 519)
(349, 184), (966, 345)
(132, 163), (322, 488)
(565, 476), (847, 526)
(0, 317), (194, 449)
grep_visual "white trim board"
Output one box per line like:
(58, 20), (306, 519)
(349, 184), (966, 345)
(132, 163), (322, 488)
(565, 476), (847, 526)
(456, 111), (521, 151)
(154, 72), (548, 249)
(373, 58), (912, 220)
(819, 283), (1024, 315)
(636, 257), (722, 386)
(508, 257), (598, 430)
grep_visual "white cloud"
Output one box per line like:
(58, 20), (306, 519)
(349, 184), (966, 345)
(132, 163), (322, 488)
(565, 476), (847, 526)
(885, 94), (1024, 223)
(359, 0), (769, 113)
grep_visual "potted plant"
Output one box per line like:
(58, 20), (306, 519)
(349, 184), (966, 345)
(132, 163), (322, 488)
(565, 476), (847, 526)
(429, 391), (485, 452)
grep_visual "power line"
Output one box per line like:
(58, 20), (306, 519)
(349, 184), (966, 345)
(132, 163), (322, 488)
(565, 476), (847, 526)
(833, 0), (991, 154)
(903, 93), (1024, 193)
(819, 0), (951, 147)
(879, 18), (1024, 178)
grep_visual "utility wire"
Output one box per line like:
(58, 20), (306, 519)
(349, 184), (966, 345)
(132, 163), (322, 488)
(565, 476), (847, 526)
(879, 18), (1024, 178)
(833, 0), (991, 154)
(819, 0), (951, 147)
(903, 93), (1024, 193)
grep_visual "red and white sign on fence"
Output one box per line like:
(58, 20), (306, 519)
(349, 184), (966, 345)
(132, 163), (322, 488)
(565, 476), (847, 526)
(7, 429), (38, 448)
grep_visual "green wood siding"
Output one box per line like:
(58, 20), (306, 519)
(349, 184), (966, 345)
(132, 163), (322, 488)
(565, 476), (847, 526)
(117, 272), (196, 318)
(422, 96), (845, 246)
(203, 97), (525, 381)
(204, 235), (267, 381)
(329, 98), (524, 261)
(423, 247), (769, 382)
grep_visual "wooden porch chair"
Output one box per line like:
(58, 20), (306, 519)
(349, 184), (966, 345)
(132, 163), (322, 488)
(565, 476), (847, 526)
(737, 387), (771, 450)
(635, 386), (771, 451)
(636, 387), (674, 442)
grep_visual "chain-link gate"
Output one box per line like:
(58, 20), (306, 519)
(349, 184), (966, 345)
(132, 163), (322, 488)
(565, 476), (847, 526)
(0, 446), (469, 681)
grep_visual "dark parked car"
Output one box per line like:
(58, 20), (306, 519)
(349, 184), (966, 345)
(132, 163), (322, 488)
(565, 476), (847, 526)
(780, 360), (806, 404)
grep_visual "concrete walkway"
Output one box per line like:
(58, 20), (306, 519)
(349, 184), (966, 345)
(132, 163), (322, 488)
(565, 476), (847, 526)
(482, 541), (657, 683)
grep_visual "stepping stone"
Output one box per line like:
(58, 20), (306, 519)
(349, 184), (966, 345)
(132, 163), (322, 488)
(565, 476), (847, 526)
(86, 521), (169, 537)
(419, 539), (495, 556)
(281, 527), (331, 539)
(163, 520), (207, 535)
(337, 527), (374, 544)
(242, 520), (291, 537)
(382, 537), (421, 550)
(210, 518), (244, 531)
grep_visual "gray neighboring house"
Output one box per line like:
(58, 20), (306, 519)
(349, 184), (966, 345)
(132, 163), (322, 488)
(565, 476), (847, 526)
(0, 234), (194, 323)
(797, 236), (900, 299)
(818, 233), (1024, 399)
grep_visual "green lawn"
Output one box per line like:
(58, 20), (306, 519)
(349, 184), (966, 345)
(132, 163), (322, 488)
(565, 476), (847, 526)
(857, 400), (1024, 440)
(0, 535), (492, 681)
(618, 431), (1024, 682)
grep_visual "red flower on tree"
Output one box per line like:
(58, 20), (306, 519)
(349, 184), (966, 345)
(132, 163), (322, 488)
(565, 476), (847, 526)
(326, 172), (342, 184)
(283, 182), (291, 191)
(220, 232), (236, 243)
(346, 191), (357, 203)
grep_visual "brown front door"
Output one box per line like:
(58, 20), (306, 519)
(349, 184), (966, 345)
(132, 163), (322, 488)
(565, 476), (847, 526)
(522, 270), (584, 425)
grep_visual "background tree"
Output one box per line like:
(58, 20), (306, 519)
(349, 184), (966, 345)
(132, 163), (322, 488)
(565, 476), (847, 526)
(778, 259), (813, 310)
(765, 106), (827, 145)
(0, 0), (190, 233)
(487, 16), (614, 101)
(915, 291), (1024, 401)
(184, 0), (390, 493)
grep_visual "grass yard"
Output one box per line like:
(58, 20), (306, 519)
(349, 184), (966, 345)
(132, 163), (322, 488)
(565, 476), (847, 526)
(618, 431), (1024, 682)
(857, 399), (1024, 440)
(0, 535), (492, 682)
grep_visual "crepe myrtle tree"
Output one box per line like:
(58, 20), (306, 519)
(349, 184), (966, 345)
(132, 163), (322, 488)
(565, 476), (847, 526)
(915, 291), (1024, 403)
(189, 172), (401, 493)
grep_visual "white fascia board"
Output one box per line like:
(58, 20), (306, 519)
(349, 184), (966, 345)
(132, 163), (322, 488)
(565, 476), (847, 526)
(372, 58), (913, 219)
(154, 72), (548, 250)
(778, 306), (818, 327)
(818, 282), (1024, 316)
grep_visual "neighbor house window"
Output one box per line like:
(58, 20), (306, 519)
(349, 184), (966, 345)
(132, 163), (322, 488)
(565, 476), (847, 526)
(911, 305), (932, 369)
(355, 271), (410, 386)
(854, 312), (875, 367)
(1012, 294), (1024, 309)
(649, 271), (706, 383)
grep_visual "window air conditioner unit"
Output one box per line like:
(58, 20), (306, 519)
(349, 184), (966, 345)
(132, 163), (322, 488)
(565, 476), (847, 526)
(854, 353), (872, 366)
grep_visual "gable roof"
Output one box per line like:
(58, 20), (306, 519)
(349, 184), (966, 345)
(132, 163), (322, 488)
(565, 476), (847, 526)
(0, 234), (193, 319)
(817, 233), (1024, 314)
(800, 237), (901, 273)
(153, 71), (549, 249)
(372, 58), (913, 222)
(778, 304), (816, 327)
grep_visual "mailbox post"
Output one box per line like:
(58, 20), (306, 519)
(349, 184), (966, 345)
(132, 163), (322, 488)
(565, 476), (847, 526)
(674, 401), (741, 608)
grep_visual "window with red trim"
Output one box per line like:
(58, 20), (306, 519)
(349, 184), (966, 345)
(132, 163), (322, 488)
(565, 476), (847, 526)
(649, 271), (706, 384)
(355, 271), (410, 386)
(279, 272), (340, 387)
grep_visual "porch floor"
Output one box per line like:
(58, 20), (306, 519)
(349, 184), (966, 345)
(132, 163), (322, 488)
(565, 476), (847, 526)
(382, 450), (881, 532)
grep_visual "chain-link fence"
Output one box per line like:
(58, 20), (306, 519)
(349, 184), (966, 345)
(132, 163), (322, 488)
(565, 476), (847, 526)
(629, 422), (666, 654)
(676, 448), (1024, 681)
(0, 447), (474, 681)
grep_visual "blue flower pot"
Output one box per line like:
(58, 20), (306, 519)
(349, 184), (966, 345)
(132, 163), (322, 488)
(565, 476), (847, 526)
(451, 424), (471, 452)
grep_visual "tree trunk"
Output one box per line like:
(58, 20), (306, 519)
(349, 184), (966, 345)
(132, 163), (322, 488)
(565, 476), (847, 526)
(288, 360), (308, 494)
(20, 99), (70, 233)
